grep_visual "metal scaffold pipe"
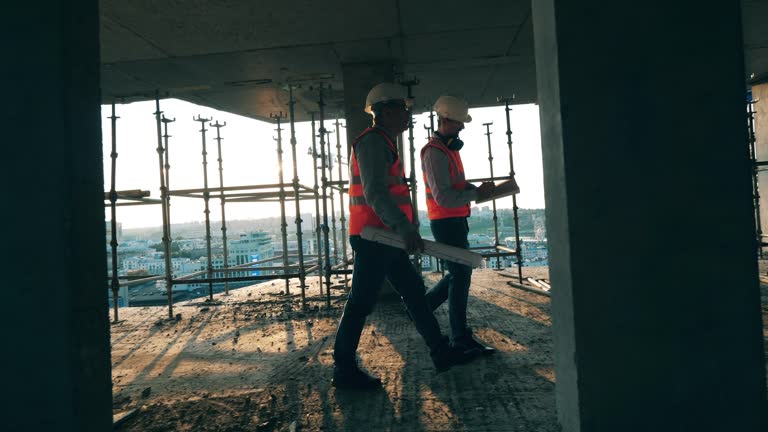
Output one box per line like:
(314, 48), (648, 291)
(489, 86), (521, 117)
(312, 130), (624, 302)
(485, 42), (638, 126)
(271, 112), (291, 295)
(748, 100), (763, 257)
(483, 121), (501, 269)
(323, 128), (339, 265)
(403, 80), (421, 271)
(194, 114), (215, 300)
(162, 115), (176, 243)
(108, 103), (121, 322)
(287, 85), (308, 309)
(155, 93), (175, 318)
(212, 120), (231, 295)
(309, 112), (324, 295)
(317, 84), (333, 307)
(335, 116), (349, 281)
(498, 96), (523, 282)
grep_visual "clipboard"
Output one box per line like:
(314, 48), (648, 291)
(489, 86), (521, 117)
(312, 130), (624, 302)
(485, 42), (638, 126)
(475, 179), (520, 204)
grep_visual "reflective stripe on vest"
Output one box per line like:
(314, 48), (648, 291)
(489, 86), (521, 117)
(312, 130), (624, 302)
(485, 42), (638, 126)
(348, 127), (414, 235)
(421, 136), (471, 220)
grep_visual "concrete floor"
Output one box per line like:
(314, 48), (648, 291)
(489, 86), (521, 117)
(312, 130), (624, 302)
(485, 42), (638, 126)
(110, 266), (768, 431)
(111, 267), (556, 431)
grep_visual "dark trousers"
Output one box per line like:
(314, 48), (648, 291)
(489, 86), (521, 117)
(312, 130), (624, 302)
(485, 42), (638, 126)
(425, 217), (473, 342)
(333, 236), (445, 368)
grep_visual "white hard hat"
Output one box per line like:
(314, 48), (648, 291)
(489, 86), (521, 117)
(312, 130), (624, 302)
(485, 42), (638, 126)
(433, 95), (472, 123)
(364, 83), (412, 114)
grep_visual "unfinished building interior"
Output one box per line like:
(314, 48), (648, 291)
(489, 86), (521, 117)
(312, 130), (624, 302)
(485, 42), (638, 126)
(7, 1), (768, 431)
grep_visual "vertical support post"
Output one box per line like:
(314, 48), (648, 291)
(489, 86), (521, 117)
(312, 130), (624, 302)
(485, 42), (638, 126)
(499, 96), (524, 282)
(155, 94), (175, 318)
(194, 115), (215, 300)
(212, 120), (231, 295)
(318, 84), (333, 307)
(108, 103), (120, 322)
(310, 112), (324, 294)
(335, 117), (349, 275)
(428, 108), (436, 135)
(162, 115), (176, 245)
(483, 122), (501, 269)
(403, 80), (421, 271)
(324, 128), (340, 265)
(748, 100), (763, 258)
(271, 112), (291, 295)
(287, 85), (307, 309)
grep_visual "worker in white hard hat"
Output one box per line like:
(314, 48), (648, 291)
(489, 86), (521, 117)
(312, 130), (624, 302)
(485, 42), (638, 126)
(332, 83), (473, 389)
(421, 95), (497, 357)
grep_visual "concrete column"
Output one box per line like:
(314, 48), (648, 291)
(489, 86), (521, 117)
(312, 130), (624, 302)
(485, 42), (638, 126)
(5, 2), (112, 431)
(532, 2), (766, 431)
(754, 83), (768, 241)
(341, 62), (395, 151)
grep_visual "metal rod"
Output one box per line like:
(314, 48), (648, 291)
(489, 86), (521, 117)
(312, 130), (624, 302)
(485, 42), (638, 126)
(271, 111), (291, 296)
(194, 114), (215, 300)
(499, 96), (524, 282)
(212, 120), (231, 295)
(110, 200), (163, 207)
(748, 100), (763, 258)
(155, 93), (175, 318)
(169, 183), (288, 195)
(317, 84), (333, 307)
(120, 275), (166, 288)
(335, 116), (349, 285)
(287, 85), (308, 309)
(108, 103), (121, 322)
(172, 273), (302, 285)
(310, 112), (324, 296)
(483, 122), (501, 269)
(495, 245), (518, 254)
(324, 128), (339, 265)
(162, 115), (175, 247)
(403, 80), (422, 271)
(465, 175), (515, 183)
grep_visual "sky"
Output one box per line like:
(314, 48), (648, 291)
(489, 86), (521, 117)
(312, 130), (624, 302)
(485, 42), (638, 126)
(102, 99), (545, 229)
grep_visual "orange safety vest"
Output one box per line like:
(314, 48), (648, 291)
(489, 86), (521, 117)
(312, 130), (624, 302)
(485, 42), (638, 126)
(348, 127), (414, 235)
(422, 136), (470, 220)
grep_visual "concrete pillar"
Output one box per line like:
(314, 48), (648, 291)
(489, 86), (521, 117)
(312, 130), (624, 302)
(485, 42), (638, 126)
(532, 2), (766, 431)
(754, 82), (768, 241)
(341, 62), (395, 151)
(5, 2), (112, 431)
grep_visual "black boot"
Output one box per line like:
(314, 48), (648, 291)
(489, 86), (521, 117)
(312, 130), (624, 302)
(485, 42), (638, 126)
(454, 335), (496, 356)
(332, 365), (382, 389)
(431, 337), (479, 373)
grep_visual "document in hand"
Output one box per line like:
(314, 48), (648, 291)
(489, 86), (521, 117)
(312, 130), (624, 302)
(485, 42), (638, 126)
(476, 179), (521, 204)
(360, 226), (483, 268)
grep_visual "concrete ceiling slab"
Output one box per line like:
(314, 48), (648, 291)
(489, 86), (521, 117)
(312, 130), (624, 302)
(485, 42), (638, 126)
(99, 1), (768, 121)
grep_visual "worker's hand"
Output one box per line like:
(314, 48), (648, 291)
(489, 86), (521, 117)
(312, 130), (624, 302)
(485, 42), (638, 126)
(476, 181), (496, 200)
(401, 229), (425, 254)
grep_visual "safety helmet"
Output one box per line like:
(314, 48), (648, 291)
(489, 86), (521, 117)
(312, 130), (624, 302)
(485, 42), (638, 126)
(364, 83), (412, 114)
(433, 95), (472, 123)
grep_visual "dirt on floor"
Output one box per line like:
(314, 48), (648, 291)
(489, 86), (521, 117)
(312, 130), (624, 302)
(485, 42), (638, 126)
(111, 267), (556, 432)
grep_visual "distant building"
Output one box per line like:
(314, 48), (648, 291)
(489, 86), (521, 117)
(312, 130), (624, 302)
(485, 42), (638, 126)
(228, 231), (275, 276)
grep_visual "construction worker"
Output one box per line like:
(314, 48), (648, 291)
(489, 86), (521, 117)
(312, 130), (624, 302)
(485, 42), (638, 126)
(421, 95), (497, 357)
(332, 83), (471, 389)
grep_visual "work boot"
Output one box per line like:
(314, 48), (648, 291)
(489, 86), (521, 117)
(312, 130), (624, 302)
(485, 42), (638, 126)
(431, 337), (479, 373)
(331, 365), (382, 389)
(454, 335), (496, 356)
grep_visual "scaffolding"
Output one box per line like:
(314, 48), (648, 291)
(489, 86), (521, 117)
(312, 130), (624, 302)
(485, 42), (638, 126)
(104, 85), (530, 322)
